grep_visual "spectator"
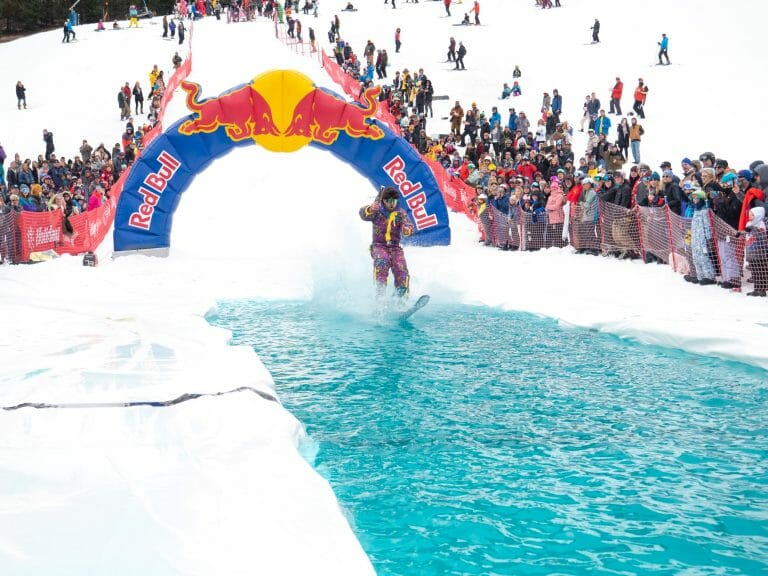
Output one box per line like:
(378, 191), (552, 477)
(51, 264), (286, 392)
(16, 81), (27, 110)
(455, 41), (466, 70)
(628, 117), (644, 164)
(43, 130), (54, 160)
(633, 79), (648, 118)
(685, 187), (716, 285)
(609, 77), (622, 115)
(744, 207), (767, 296)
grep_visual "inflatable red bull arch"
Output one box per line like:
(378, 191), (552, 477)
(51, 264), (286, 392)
(113, 69), (451, 254)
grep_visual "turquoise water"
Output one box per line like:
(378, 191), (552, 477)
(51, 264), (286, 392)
(211, 300), (768, 575)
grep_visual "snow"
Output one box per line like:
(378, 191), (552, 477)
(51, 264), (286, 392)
(1, 0), (767, 573)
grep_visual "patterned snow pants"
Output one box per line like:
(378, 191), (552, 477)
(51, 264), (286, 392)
(370, 243), (409, 293)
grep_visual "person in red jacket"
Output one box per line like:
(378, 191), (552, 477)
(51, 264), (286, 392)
(473, 1), (480, 25)
(609, 77), (623, 115)
(444, 0), (451, 17)
(633, 79), (648, 118)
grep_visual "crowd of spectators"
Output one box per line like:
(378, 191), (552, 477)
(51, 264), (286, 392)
(0, 59), (173, 258)
(295, 2), (768, 296)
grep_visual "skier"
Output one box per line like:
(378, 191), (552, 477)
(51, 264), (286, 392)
(178, 19), (186, 44)
(657, 33), (670, 65)
(62, 20), (70, 43)
(590, 18), (600, 43)
(16, 81), (26, 109)
(359, 187), (414, 300)
(455, 41), (466, 70)
(162, 15), (169, 37)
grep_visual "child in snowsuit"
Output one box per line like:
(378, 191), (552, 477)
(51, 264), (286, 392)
(359, 186), (414, 298)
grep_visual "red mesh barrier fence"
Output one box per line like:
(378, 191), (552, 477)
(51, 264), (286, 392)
(599, 201), (642, 257)
(637, 206), (672, 265)
(490, 205), (509, 249)
(568, 202), (601, 253)
(520, 210), (548, 251)
(0, 211), (20, 264)
(667, 210), (694, 277)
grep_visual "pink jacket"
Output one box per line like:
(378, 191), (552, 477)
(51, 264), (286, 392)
(545, 189), (566, 224)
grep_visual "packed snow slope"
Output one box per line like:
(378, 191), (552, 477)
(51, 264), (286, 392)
(1, 1), (767, 574)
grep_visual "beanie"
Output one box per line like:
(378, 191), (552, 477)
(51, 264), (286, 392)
(737, 169), (754, 182)
(681, 157), (692, 166)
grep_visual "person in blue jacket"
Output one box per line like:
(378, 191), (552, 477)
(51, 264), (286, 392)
(551, 89), (562, 115)
(657, 33), (670, 65)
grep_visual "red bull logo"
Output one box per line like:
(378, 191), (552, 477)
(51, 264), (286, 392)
(283, 86), (384, 145)
(177, 70), (384, 152)
(179, 81), (280, 141)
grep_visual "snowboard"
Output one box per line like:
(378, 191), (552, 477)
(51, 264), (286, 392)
(397, 294), (430, 321)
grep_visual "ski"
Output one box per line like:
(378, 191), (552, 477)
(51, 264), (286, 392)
(397, 294), (430, 321)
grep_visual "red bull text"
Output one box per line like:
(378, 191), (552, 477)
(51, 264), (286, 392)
(383, 156), (438, 230)
(129, 151), (181, 230)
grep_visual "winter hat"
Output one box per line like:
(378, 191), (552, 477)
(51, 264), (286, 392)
(691, 188), (707, 200)
(651, 171), (661, 181)
(749, 206), (766, 229)
(477, 193), (488, 200)
(663, 170), (675, 177)
(19, 184), (30, 193)
(737, 169), (754, 182)
(681, 157), (693, 166)
(749, 160), (765, 172)
(720, 172), (737, 185)
(659, 161), (672, 169)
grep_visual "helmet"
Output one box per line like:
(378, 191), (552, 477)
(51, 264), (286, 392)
(699, 151), (716, 164)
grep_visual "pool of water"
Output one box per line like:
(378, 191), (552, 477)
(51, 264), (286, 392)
(210, 299), (768, 575)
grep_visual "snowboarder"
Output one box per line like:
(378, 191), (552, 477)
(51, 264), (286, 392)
(16, 81), (26, 109)
(359, 186), (414, 299)
(590, 19), (600, 43)
(657, 33), (670, 65)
